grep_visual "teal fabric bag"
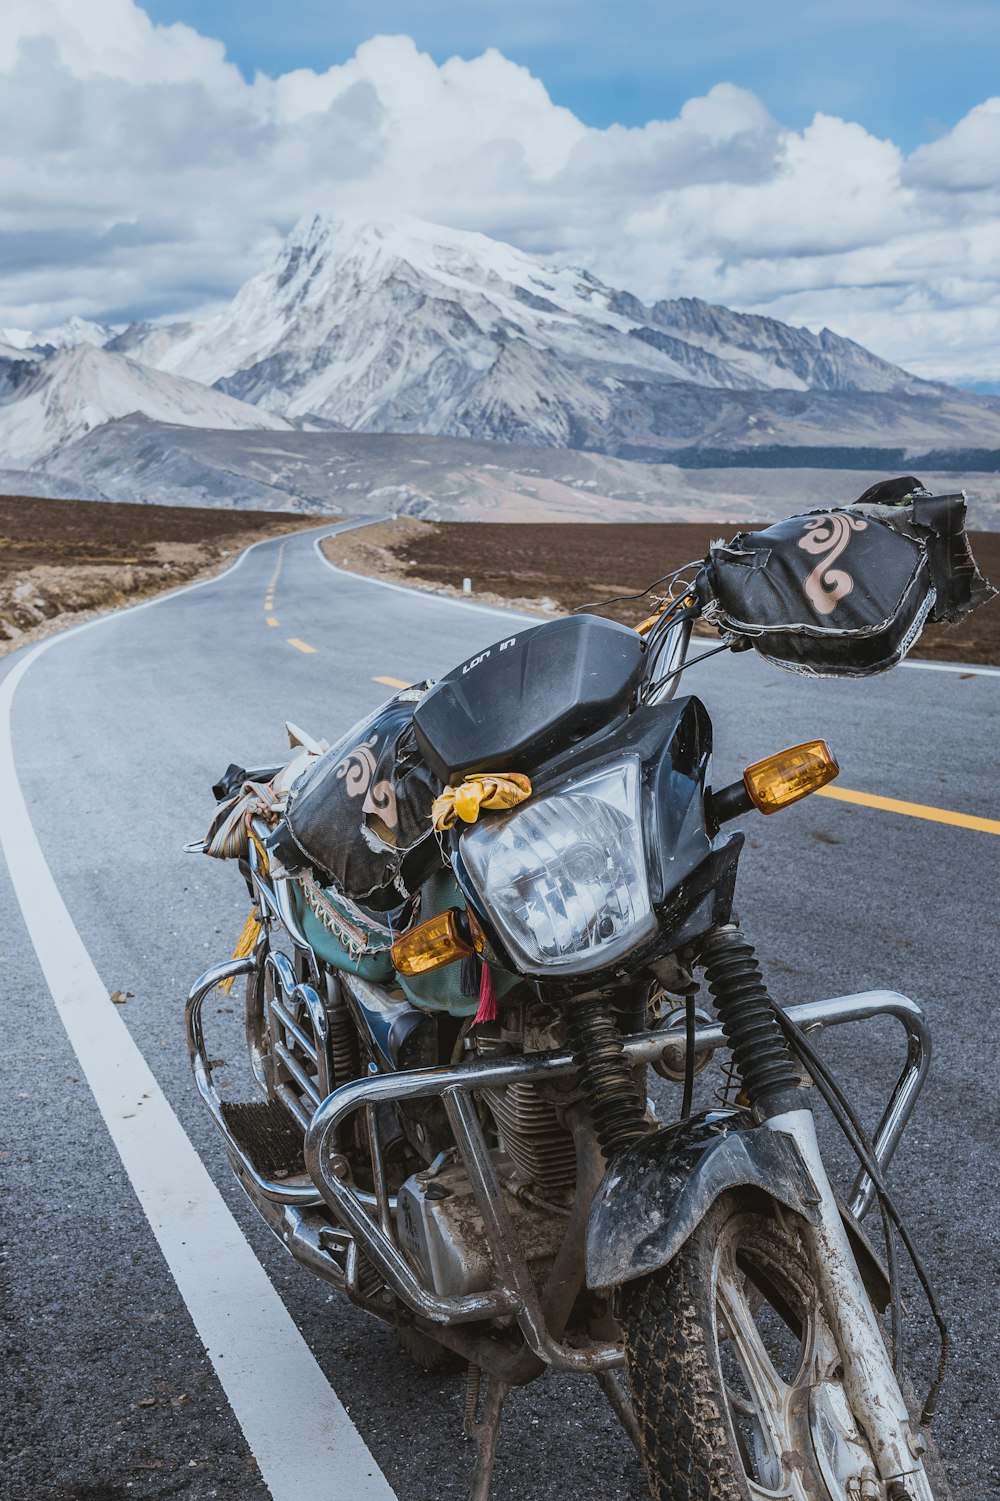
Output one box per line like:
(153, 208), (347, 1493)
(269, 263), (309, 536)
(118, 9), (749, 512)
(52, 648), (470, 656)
(290, 879), (395, 983)
(289, 868), (518, 1015)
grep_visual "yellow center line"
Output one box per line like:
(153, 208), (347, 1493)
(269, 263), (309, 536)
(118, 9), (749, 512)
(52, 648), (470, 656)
(266, 616), (280, 628)
(816, 783), (1000, 837)
(266, 543), (286, 594)
(261, 541), (287, 615)
(373, 674), (412, 689)
(287, 638), (317, 654)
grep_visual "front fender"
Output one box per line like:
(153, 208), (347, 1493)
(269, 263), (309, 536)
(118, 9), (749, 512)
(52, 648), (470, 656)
(585, 1111), (820, 1292)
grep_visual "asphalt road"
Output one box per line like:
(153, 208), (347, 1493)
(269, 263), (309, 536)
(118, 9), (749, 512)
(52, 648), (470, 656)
(1, 524), (998, 1501)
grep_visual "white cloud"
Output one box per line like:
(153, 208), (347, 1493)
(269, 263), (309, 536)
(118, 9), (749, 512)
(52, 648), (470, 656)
(905, 97), (1000, 193)
(1, 0), (999, 380)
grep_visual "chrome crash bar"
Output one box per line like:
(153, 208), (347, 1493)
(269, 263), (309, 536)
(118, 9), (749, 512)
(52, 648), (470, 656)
(186, 955), (324, 1207)
(187, 969), (928, 1366)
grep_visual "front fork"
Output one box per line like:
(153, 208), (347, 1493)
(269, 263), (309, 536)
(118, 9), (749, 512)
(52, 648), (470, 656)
(698, 923), (932, 1498)
(766, 1108), (932, 1499)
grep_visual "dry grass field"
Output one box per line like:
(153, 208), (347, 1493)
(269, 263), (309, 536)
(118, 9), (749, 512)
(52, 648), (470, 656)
(0, 495), (324, 651)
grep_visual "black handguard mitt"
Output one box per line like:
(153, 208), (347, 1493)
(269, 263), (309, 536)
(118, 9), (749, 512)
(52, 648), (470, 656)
(695, 480), (995, 678)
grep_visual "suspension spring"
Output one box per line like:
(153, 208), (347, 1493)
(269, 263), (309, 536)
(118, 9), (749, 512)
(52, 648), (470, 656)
(700, 924), (802, 1116)
(564, 999), (649, 1159)
(326, 978), (360, 1086)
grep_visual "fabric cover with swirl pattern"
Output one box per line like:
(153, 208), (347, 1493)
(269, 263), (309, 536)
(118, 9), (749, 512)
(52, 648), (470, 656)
(280, 686), (443, 909)
(695, 484), (995, 678)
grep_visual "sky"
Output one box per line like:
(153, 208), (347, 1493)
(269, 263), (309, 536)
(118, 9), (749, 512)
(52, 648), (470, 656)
(2, 0), (999, 382)
(139, 0), (1000, 152)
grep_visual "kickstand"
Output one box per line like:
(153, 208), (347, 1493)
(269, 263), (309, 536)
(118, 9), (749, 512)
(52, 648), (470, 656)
(594, 1369), (643, 1458)
(463, 1364), (511, 1501)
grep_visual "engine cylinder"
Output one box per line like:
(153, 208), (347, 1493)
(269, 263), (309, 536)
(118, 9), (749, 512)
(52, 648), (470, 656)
(483, 1081), (576, 1194)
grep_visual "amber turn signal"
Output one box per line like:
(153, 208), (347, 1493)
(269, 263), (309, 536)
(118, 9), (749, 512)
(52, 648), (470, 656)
(391, 908), (474, 976)
(743, 740), (839, 814)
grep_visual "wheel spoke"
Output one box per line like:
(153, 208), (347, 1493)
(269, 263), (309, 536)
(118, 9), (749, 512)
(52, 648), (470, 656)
(717, 1269), (791, 1433)
(798, 1305), (843, 1389)
(724, 1384), (757, 1419)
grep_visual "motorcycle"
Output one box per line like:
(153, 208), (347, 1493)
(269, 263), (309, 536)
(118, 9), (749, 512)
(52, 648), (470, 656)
(187, 479), (993, 1500)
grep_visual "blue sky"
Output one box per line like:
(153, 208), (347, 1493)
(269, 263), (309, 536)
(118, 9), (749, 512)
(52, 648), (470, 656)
(140, 0), (1000, 151)
(2, 0), (999, 379)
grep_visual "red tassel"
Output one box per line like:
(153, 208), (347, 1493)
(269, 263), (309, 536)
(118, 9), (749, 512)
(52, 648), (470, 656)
(474, 960), (497, 1025)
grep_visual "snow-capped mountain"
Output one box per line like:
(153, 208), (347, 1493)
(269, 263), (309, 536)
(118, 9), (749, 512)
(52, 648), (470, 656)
(0, 315), (121, 354)
(0, 344), (289, 469)
(630, 298), (915, 395)
(131, 215), (933, 450)
(105, 320), (194, 365)
(6, 214), (1000, 475)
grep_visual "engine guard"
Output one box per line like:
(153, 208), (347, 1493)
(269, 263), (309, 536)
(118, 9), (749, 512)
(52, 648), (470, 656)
(585, 1111), (889, 1308)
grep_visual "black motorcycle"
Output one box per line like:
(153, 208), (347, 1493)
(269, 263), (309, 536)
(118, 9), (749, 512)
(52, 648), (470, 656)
(188, 480), (992, 1500)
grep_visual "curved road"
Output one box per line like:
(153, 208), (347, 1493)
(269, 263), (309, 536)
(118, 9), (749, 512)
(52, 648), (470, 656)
(1, 523), (998, 1501)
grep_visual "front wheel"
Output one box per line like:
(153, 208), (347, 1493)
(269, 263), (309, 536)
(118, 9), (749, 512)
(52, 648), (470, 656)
(621, 1189), (946, 1501)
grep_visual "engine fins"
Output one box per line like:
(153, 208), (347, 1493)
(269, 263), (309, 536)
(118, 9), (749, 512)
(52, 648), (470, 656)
(483, 1082), (577, 1195)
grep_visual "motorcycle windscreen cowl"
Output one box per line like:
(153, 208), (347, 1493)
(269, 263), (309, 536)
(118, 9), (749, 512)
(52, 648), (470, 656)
(412, 613), (645, 783)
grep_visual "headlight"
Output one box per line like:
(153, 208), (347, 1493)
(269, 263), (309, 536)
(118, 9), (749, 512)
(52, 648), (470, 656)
(459, 758), (655, 975)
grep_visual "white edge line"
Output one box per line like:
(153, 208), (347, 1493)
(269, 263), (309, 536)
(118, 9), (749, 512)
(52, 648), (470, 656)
(0, 519), (350, 672)
(901, 658), (1000, 679)
(0, 521), (397, 1501)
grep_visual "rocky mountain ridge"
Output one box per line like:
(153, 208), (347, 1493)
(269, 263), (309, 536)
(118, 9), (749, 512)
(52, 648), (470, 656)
(132, 216), (939, 445)
(38, 416), (1000, 529)
(2, 214), (1000, 475)
(0, 345), (288, 468)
